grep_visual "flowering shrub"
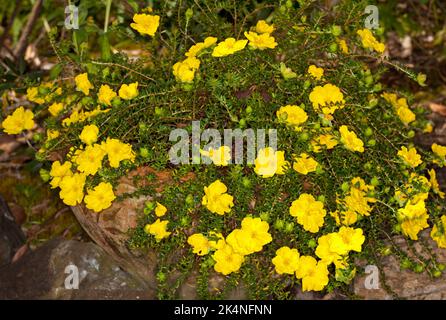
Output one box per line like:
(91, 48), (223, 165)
(2, 1), (446, 299)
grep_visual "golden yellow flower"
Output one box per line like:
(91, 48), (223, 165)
(75, 73), (93, 95)
(254, 147), (289, 178)
(244, 31), (277, 50)
(201, 180), (234, 215)
(102, 138), (136, 168)
(290, 193), (326, 233)
(293, 153), (318, 175)
(272, 246), (300, 275)
(79, 124), (99, 145)
(276, 105), (308, 130)
(187, 233), (211, 256)
(130, 13), (160, 36)
(118, 82), (139, 100)
(59, 173), (86, 206)
(212, 38), (247, 57)
(144, 219), (171, 241)
(98, 84), (117, 106)
(339, 125), (364, 153)
(1, 106), (35, 135)
(48, 102), (64, 116)
(397, 146), (422, 168)
(255, 20), (274, 34)
(155, 202), (167, 217)
(84, 182), (116, 212)
(308, 65), (324, 80)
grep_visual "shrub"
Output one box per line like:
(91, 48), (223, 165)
(2, 0), (445, 299)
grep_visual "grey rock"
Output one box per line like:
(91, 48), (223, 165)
(0, 238), (155, 299)
(354, 229), (446, 300)
(0, 195), (25, 267)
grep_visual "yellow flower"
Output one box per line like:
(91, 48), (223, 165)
(202, 180), (234, 215)
(102, 138), (136, 168)
(2, 106), (35, 135)
(254, 147), (289, 178)
(59, 173), (86, 206)
(200, 146), (231, 166)
(431, 215), (446, 249)
(226, 217), (272, 255)
(315, 233), (344, 266)
(428, 169), (445, 198)
(155, 202), (167, 217)
(397, 198), (429, 240)
(130, 13), (160, 36)
(75, 73), (93, 96)
(331, 227), (365, 255)
(98, 84), (117, 106)
(309, 84), (345, 115)
(396, 106), (416, 125)
(188, 233), (211, 256)
(173, 57), (201, 83)
(338, 39), (349, 54)
(276, 105), (308, 130)
(339, 125), (364, 153)
(244, 31), (277, 50)
(75, 144), (106, 175)
(432, 143), (446, 158)
(293, 153), (319, 175)
(308, 65), (324, 80)
(47, 129), (60, 141)
(397, 146), (422, 168)
(290, 193), (326, 233)
(357, 28), (385, 53)
(144, 219), (171, 241)
(118, 82), (139, 100)
(272, 246), (300, 275)
(185, 37), (218, 57)
(48, 102), (64, 116)
(330, 210), (358, 226)
(84, 182), (116, 212)
(255, 20), (274, 34)
(49, 161), (73, 189)
(26, 87), (44, 104)
(79, 124), (99, 145)
(212, 243), (245, 275)
(212, 38), (247, 57)
(295, 256), (329, 292)
(311, 133), (338, 153)
(344, 188), (375, 217)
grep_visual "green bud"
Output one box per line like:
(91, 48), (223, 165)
(303, 80), (311, 89)
(242, 177), (251, 188)
(367, 139), (376, 147)
(38, 87), (50, 95)
(381, 247), (392, 256)
(400, 258), (412, 270)
(299, 132), (309, 141)
(414, 264), (424, 273)
(144, 201), (156, 214)
(259, 212), (270, 222)
(239, 118), (247, 127)
(111, 97), (121, 107)
(368, 98), (378, 108)
(155, 107), (165, 116)
(341, 182), (350, 192)
(185, 194), (194, 205)
(180, 216), (190, 226)
(32, 133), (43, 142)
(331, 25), (342, 36)
(373, 83), (382, 92)
(245, 106), (253, 114)
(39, 168), (51, 182)
(364, 127), (373, 137)
(438, 264), (446, 271)
(416, 73), (427, 87)
(156, 271), (167, 282)
(315, 165), (324, 174)
(433, 270), (442, 278)
(365, 75), (374, 86)
(329, 42), (338, 53)
(393, 224), (402, 233)
(284, 222), (295, 233)
(139, 147), (150, 158)
(308, 239), (317, 248)
(317, 195), (325, 203)
(286, 0), (293, 8)
(407, 130), (415, 138)
(371, 177), (380, 186)
(185, 8), (194, 21)
(363, 162), (372, 171)
(274, 219), (285, 231)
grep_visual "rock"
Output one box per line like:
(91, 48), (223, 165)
(354, 229), (446, 299)
(0, 195), (26, 267)
(0, 238), (155, 299)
